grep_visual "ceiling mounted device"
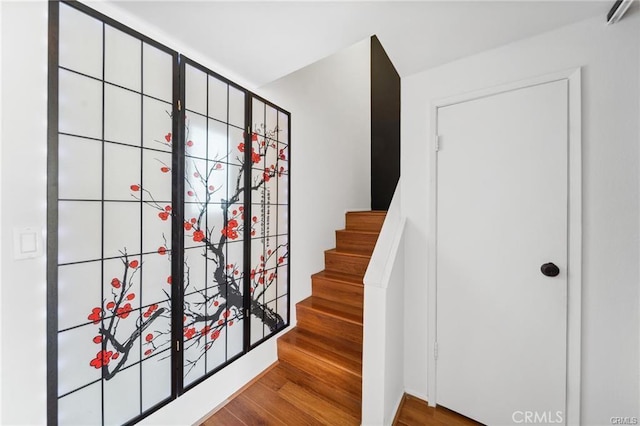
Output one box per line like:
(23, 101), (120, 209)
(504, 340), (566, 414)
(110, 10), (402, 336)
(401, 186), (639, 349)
(607, 0), (634, 24)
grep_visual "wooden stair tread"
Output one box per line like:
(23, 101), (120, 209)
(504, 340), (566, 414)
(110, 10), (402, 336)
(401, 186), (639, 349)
(297, 296), (363, 324)
(312, 270), (364, 287)
(345, 211), (387, 232)
(337, 228), (379, 235)
(279, 328), (362, 376)
(325, 248), (371, 258)
(267, 363), (362, 415)
(347, 210), (387, 215)
(285, 327), (362, 361)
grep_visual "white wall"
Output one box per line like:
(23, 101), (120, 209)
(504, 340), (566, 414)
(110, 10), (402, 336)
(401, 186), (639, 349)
(402, 8), (640, 425)
(258, 40), (372, 326)
(1, 2), (49, 424)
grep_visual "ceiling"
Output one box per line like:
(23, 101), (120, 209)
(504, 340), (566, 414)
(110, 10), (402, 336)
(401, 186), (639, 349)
(108, 1), (611, 88)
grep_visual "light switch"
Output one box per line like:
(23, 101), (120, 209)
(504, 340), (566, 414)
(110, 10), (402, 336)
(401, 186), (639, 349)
(13, 227), (43, 260)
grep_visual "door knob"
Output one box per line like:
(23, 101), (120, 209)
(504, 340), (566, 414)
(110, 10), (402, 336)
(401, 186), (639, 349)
(540, 262), (560, 277)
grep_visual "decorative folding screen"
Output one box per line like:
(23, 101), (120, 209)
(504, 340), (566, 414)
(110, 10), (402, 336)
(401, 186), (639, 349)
(48, 2), (290, 424)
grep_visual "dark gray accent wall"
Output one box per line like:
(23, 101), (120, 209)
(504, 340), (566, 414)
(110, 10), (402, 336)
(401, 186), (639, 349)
(371, 35), (400, 211)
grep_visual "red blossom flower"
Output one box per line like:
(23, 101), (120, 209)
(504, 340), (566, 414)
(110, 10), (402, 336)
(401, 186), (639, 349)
(93, 335), (102, 344)
(89, 350), (113, 369)
(158, 246), (167, 255)
(251, 133), (258, 141)
(112, 353), (119, 360)
(216, 163), (222, 170)
(190, 218), (197, 224)
(221, 219), (239, 240)
(278, 256), (285, 264)
(223, 310), (230, 319)
(193, 230), (205, 242)
(184, 222), (192, 231)
(165, 205), (172, 212)
(229, 321), (234, 326)
(213, 300), (219, 307)
(111, 278), (121, 288)
(144, 349), (153, 356)
(218, 320), (223, 325)
(263, 171), (271, 182)
(88, 307), (102, 324)
(209, 185), (215, 191)
(116, 303), (132, 319)
(160, 166), (170, 173)
(167, 276), (172, 285)
(202, 325), (211, 334)
(106, 301), (115, 310)
(186, 140), (194, 147)
(130, 184), (140, 192)
(251, 150), (261, 164)
(237, 143), (245, 152)
(158, 211), (170, 221)
(187, 191), (194, 197)
(129, 260), (139, 269)
(145, 333), (153, 342)
(126, 293), (135, 301)
(164, 133), (172, 143)
(211, 330), (220, 340)
(184, 327), (196, 339)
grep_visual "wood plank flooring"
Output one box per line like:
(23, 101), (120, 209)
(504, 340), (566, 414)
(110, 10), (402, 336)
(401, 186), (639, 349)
(203, 377), (482, 426)
(393, 394), (483, 426)
(201, 362), (361, 425)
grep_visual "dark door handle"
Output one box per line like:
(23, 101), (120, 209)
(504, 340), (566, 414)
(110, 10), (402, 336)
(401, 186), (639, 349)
(541, 262), (560, 277)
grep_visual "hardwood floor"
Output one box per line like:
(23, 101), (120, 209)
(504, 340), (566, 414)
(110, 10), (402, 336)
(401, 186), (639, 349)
(201, 362), (361, 425)
(393, 394), (483, 426)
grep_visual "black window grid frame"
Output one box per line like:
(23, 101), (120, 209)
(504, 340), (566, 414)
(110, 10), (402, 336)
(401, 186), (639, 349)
(47, 1), (291, 424)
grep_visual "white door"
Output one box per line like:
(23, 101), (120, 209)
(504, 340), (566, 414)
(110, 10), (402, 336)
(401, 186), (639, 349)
(436, 80), (568, 425)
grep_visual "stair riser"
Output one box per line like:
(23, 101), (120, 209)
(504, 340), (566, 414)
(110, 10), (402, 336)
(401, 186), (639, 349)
(296, 305), (363, 345)
(335, 230), (378, 255)
(325, 251), (369, 276)
(312, 278), (363, 309)
(277, 345), (362, 400)
(345, 213), (385, 233)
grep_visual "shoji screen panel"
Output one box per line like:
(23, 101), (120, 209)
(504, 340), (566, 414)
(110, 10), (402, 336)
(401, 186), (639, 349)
(180, 60), (247, 387)
(249, 99), (290, 347)
(53, 2), (177, 424)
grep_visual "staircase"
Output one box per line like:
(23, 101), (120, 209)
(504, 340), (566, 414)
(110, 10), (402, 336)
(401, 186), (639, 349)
(201, 211), (386, 425)
(277, 210), (386, 421)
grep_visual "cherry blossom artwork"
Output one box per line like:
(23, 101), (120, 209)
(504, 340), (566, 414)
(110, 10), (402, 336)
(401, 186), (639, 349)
(53, 5), (289, 423)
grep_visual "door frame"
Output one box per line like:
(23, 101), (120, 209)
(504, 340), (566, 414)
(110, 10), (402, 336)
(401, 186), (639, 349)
(426, 68), (582, 425)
